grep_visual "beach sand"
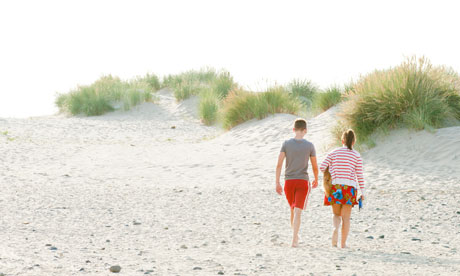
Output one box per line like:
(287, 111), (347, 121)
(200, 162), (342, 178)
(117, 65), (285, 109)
(1, 89), (459, 275)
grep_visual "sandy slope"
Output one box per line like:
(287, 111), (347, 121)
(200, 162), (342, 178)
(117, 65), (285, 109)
(0, 89), (459, 275)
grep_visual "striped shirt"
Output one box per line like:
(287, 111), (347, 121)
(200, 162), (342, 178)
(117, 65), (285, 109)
(320, 147), (365, 194)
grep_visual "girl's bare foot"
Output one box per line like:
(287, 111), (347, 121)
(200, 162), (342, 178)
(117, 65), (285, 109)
(291, 236), (299, 247)
(332, 229), (338, 247)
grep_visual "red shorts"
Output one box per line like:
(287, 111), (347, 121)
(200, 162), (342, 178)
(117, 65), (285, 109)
(284, 179), (310, 210)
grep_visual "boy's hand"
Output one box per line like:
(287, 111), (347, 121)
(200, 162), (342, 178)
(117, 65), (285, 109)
(312, 179), (318, 188)
(276, 182), (283, 195)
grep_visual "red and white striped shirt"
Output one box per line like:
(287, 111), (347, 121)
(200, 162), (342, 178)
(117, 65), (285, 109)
(320, 147), (365, 193)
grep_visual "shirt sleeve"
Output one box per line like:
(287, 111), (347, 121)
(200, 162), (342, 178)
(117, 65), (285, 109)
(320, 152), (332, 172)
(356, 155), (365, 193)
(310, 143), (316, 157)
(280, 141), (286, 153)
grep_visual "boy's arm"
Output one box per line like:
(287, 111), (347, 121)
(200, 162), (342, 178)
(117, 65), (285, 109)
(275, 152), (285, 195)
(310, 156), (319, 188)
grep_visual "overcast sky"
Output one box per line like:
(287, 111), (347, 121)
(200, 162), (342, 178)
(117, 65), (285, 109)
(1, 0), (460, 117)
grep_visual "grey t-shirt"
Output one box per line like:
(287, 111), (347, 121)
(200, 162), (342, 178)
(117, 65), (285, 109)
(280, 138), (316, 181)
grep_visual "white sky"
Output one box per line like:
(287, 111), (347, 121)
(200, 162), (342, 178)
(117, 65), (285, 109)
(1, 0), (460, 117)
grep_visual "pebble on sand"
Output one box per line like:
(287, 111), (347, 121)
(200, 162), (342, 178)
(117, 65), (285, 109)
(193, 267), (202, 270)
(109, 265), (122, 273)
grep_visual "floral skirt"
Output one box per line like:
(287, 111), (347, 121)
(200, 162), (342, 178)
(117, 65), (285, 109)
(324, 184), (358, 206)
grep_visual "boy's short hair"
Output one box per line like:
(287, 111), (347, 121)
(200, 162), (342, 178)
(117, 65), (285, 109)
(294, 118), (307, 130)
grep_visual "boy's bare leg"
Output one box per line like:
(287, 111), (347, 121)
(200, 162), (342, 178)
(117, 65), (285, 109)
(331, 203), (342, 247)
(292, 207), (302, 247)
(290, 207), (294, 228)
(340, 204), (352, 248)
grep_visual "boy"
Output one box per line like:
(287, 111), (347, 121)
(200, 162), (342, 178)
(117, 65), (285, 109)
(276, 118), (318, 247)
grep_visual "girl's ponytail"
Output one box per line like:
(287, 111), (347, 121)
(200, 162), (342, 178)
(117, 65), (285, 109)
(341, 129), (356, 150)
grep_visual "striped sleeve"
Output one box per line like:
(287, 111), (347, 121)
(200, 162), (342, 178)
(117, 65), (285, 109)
(355, 155), (365, 192)
(320, 152), (332, 172)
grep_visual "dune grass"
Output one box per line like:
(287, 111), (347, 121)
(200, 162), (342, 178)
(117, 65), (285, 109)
(139, 73), (161, 90)
(162, 69), (237, 124)
(287, 79), (318, 107)
(55, 57), (460, 135)
(212, 71), (236, 98)
(55, 75), (157, 116)
(222, 86), (302, 129)
(199, 89), (221, 125)
(162, 68), (219, 101)
(314, 86), (343, 111)
(339, 56), (460, 144)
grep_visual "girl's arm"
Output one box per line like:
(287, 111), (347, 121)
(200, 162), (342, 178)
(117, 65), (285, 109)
(319, 152), (332, 172)
(356, 156), (365, 195)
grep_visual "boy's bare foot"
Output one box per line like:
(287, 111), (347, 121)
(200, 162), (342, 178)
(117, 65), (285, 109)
(332, 229), (338, 247)
(291, 236), (299, 247)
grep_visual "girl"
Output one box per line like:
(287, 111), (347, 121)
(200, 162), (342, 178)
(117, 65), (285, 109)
(320, 129), (365, 248)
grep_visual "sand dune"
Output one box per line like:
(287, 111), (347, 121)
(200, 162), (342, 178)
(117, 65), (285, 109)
(0, 89), (459, 275)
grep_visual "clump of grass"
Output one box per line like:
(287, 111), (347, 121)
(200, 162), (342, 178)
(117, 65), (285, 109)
(287, 79), (318, 106)
(340, 56), (460, 142)
(174, 81), (202, 100)
(162, 68), (217, 88)
(163, 68), (219, 101)
(199, 89), (220, 125)
(165, 69), (237, 124)
(212, 71), (235, 98)
(222, 86), (301, 129)
(139, 73), (161, 90)
(55, 75), (157, 116)
(314, 86), (343, 111)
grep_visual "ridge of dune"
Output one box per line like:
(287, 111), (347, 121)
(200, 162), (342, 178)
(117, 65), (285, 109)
(363, 126), (460, 179)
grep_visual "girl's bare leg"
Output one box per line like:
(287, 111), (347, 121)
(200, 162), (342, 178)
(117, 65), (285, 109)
(340, 204), (353, 248)
(292, 207), (302, 247)
(331, 203), (342, 247)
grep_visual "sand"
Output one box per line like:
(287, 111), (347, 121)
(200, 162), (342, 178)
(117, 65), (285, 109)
(0, 89), (459, 275)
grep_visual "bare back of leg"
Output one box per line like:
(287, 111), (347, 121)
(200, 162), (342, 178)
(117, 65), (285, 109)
(340, 204), (352, 248)
(292, 207), (303, 247)
(331, 203), (342, 247)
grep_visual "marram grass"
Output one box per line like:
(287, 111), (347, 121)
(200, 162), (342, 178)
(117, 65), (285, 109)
(55, 75), (157, 116)
(199, 89), (221, 125)
(340, 56), (460, 143)
(287, 79), (318, 107)
(222, 86), (302, 129)
(314, 86), (342, 111)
